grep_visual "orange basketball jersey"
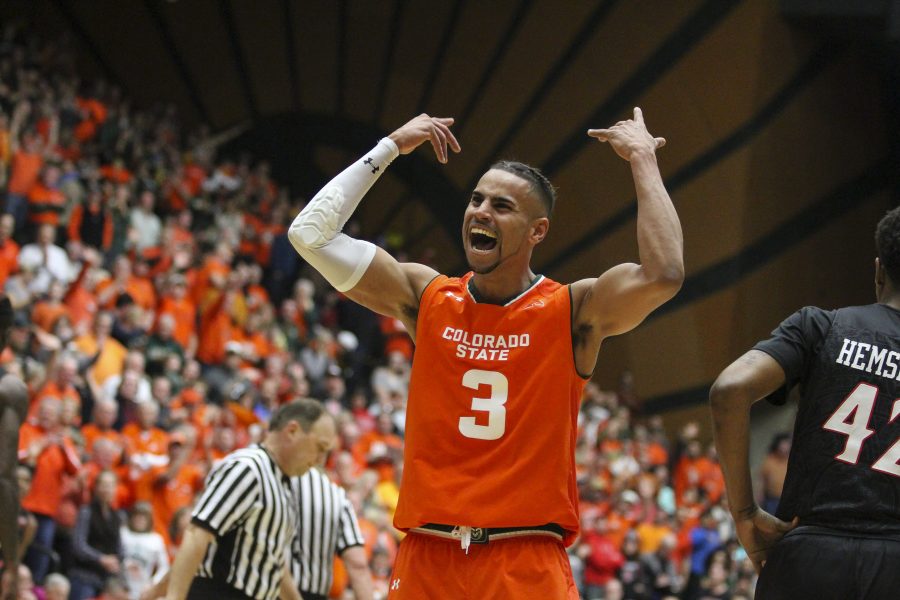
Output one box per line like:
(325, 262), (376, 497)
(394, 273), (588, 545)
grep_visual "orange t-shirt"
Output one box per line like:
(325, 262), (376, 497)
(394, 274), (587, 545)
(81, 424), (126, 460)
(7, 151), (42, 196)
(31, 301), (70, 333)
(74, 334), (128, 385)
(147, 463), (204, 546)
(18, 424), (81, 517)
(27, 183), (66, 226)
(29, 381), (80, 423)
(96, 276), (157, 311)
(156, 296), (197, 349)
(354, 430), (403, 483)
(122, 425), (169, 460)
(0, 239), (19, 289)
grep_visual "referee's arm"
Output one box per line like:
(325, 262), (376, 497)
(341, 545), (373, 600)
(280, 562), (303, 600)
(164, 524), (214, 600)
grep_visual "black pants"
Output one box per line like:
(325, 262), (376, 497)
(187, 577), (255, 600)
(756, 526), (900, 600)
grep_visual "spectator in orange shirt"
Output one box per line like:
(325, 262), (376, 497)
(145, 431), (204, 548)
(355, 413), (403, 484)
(191, 242), (232, 307)
(122, 401), (168, 501)
(18, 396), (82, 583)
(6, 129), (45, 233)
(81, 398), (124, 461)
(196, 276), (240, 366)
(674, 439), (709, 505)
(30, 279), (70, 334)
(64, 248), (103, 335)
(156, 274), (196, 357)
(30, 353), (80, 423)
(96, 256), (156, 312)
(26, 164), (66, 230)
(74, 312), (128, 386)
(636, 510), (676, 555)
(81, 437), (131, 510)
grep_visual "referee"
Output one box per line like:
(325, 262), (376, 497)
(162, 399), (336, 600)
(291, 467), (373, 600)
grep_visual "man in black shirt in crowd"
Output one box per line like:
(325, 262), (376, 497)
(710, 206), (900, 599)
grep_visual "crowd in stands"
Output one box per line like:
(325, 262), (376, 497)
(0, 24), (789, 600)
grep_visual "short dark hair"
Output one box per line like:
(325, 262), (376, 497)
(489, 160), (557, 217)
(269, 398), (325, 433)
(876, 206), (900, 285)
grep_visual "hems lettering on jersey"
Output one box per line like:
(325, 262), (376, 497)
(442, 326), (530, 362)
(836, 338), (900, 380)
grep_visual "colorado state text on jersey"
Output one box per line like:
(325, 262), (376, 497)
(442, 326), (530, 361)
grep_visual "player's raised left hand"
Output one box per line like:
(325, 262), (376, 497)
(388, 114), (461, 164)
(588, 107), (665, 161)
(734, 505), (798, 573)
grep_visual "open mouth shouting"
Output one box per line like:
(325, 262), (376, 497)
(469, 225), (498, 253)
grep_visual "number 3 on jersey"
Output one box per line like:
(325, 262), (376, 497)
(458, 369), (508, 440)
(823, 382), (900, 476)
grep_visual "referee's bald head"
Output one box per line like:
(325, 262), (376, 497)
(267, 399), (336, 476)
(269, 398), (326, 432)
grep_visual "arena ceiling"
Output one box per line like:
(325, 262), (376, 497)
(7, 0), (900, 419)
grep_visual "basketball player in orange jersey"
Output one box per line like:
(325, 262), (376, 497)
(0, 297), (28, 600)
(288, 108), (683, 599)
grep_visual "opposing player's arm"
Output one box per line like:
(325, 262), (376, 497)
(709, 350), (797, 572)
(287, 114), (458, 333)
(571, 108), (684, 375)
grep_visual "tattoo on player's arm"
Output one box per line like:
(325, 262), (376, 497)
(573, 322), (593, 348)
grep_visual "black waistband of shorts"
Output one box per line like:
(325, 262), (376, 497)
(410, 523), (565, 544)
(786, 525), (900, 543)
(187, 577), (255, 600)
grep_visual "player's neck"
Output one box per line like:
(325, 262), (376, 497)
(877, 279), (900, 309)
(470, 266), (538, 304)
(880, 295), (900, 311)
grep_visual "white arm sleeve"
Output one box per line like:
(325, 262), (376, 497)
(288, 137), (399, 292)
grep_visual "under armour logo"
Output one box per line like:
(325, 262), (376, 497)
(391, 578), (400, 590)
(363, 157), (379, 174)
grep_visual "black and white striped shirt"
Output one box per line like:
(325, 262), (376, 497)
(191, 444), (297, 600)
(290, 468), (365, 596)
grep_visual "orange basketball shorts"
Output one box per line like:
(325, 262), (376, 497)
(386, 532), (579, 599)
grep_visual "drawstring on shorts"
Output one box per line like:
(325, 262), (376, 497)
(452, 526), (473, 554)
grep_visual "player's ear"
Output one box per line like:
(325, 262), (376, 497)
(530, 217), (549, 245)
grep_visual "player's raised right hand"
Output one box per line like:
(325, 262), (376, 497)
(388, 114), (461, 164)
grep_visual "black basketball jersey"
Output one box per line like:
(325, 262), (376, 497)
(754, 303), (900, 535)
